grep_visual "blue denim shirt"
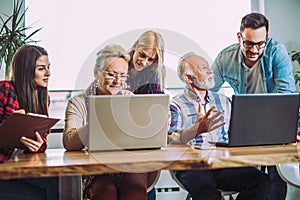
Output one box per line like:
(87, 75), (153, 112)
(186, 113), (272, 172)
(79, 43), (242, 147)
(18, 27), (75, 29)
(210, 37), (296, 94)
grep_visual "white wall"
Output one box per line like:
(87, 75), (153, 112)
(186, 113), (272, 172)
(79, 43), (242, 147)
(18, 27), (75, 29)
(24, 0), (250, 90)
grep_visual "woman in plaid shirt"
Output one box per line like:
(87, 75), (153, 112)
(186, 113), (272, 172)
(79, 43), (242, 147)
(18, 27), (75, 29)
(0, 45), (58, 199)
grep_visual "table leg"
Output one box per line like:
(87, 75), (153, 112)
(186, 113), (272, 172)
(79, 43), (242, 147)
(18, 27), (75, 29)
(59, 175), (82, 200)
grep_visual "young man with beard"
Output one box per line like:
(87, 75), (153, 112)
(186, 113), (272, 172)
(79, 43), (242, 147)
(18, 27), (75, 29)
(210, 13), (296, 199)
(168, 53), (271, 200)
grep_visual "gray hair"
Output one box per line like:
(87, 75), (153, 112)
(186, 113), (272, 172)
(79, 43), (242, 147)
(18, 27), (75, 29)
(177, 52), (197, 82)
(95, 44), (130, 71)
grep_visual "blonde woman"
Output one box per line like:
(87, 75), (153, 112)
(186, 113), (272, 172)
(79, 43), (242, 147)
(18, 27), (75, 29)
(126, 30), (166, 200)
(127, 30), (165, 94)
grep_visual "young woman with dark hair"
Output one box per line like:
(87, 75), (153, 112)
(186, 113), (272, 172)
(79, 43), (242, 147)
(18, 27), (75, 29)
(0, 44), (58, 199)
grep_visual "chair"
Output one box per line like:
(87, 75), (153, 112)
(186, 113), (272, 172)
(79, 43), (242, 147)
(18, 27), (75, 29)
(276, 163), (300, 188)
(169, 170), (237, 200)
(219, 190), (237, 200)
(147, 170), (161, 192)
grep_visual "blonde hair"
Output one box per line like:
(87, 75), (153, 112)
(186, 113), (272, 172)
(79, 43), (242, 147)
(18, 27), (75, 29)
(95, 44), (130, 71)
(129, 30), (166, 89)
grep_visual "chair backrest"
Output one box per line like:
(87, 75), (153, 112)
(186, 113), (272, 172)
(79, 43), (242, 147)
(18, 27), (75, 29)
(169, 170), (191, 200)
(169, 170), (187, 190)
(147, 171), (161, 192)
(277, 164), (300, 188)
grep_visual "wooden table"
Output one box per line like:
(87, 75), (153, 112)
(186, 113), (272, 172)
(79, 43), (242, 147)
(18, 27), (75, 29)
(1, 144), (299, 178)
(0, 144), (299, 199)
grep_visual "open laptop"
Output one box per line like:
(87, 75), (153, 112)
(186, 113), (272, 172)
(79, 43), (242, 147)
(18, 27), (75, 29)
(88, 94), (169, 151)
(214, 93), (300, 147)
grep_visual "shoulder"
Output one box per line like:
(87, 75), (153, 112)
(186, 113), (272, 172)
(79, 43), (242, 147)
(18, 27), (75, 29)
(171, 93), (186, 102)
(0, 80), (14, 89)
(264, 37), (288, 55)
(265, 37), (282, 48)
(170, 93), (190, 108)
(213, 43), (241, 67)
(208, 90), (226, 98)
(0, 81), (19, 116)
(0, 81), (16, 96)
(65, 92), (88, 119)
(217, 43), (240, 57)
(68, 92), (86, 107)
(208, 90), (231, 102)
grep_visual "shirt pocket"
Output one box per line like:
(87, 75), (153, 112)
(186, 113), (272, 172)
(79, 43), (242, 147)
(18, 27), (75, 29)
(224, 76), (239, 88)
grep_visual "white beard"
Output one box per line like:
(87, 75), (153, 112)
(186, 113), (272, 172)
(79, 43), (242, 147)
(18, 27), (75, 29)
(192, 75), (215, 90)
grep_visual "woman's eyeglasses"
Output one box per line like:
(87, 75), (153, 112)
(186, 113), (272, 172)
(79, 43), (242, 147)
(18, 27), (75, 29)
(240, 33), (266, 49)
(99, 70), (129, 81)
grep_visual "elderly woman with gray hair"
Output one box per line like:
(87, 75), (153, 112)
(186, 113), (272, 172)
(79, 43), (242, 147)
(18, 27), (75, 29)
(63, 44), (148, 200)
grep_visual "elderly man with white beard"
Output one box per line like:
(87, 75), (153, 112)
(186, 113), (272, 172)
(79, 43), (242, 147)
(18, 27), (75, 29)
(168, 53), (271, 200)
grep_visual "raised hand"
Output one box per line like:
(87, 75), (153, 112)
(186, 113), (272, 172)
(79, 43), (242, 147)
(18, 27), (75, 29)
(195, 103), (225, 137)
(181, 103), (225, 143)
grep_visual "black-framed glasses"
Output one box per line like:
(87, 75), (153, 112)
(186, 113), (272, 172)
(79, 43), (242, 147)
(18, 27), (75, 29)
(240, 33), (266, 49)
(99, 70), (129, 81)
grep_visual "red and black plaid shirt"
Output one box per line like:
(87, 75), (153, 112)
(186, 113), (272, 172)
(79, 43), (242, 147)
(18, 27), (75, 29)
(0, 81), (47, 163)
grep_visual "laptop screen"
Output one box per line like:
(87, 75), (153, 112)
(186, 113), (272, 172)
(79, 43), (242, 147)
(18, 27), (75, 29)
(227, 93), (300, 146)
(88, 94), (169, 151)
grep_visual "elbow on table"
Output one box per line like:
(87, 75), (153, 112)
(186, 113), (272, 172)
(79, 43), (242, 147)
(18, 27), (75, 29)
(62, 130), (84, 151)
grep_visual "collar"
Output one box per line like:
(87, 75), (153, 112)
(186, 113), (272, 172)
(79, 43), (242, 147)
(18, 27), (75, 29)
(184, 87), (211, 103)
(238, 45), (244, 65)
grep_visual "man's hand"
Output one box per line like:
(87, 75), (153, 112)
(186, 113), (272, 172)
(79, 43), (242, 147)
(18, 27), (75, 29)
(181, 103), (225, 143)
(195, 103), (225, 137)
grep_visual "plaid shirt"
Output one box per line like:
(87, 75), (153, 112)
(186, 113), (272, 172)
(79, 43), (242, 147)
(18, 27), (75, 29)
(168, 87), (231, 144)
(127, 65), (163, 94)
(0, 81), (47, 163)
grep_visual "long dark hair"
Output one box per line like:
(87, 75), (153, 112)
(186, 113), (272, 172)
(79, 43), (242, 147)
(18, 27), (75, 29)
(11, 45), (49, 116)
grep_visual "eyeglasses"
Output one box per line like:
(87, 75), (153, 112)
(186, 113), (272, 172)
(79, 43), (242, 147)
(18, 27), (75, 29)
(99, 70), (129, 81)
(240, 33), (266, 49)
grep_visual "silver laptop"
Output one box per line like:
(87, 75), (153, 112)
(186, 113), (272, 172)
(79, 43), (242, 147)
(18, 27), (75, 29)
(88, 94), (169, 151)
(215, 93), (300, 147)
